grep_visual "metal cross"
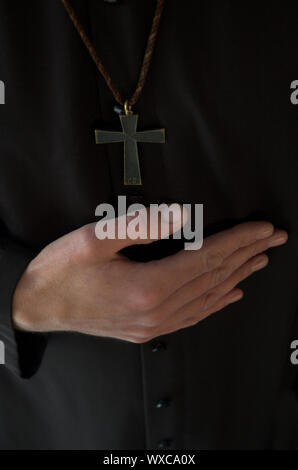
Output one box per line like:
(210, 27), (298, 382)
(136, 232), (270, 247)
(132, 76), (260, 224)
(95, 113), (165, 185)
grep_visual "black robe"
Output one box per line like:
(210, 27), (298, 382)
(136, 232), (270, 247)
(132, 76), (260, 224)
(0, 0), (297, 450)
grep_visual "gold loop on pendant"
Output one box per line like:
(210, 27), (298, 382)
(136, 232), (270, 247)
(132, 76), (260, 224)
(124, 100), (133, 116)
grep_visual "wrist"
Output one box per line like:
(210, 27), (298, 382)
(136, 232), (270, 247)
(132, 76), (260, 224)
(12, 261), (56, 333)
(12, 269), (39, 332)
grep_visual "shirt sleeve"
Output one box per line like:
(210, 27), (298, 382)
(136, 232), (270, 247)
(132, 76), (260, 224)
(0, 235), (48, 378)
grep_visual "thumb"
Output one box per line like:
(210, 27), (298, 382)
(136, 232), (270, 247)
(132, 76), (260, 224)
(94, 203), (188, 254)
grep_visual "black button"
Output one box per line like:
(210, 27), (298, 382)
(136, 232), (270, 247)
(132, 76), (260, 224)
(151, 341), (166, 353)
(157, 439), (172, 450)
(104, 0), (119, 3)
(155, 397), (171, 409)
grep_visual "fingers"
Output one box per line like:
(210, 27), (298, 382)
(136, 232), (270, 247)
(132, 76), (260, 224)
(171, 253), (268, 326)
(200, 221), (274, 265)
(145, 221), (274, 292)
(117, 225), (287, 342)
(144, 224), (287, 304)
(129, 227), (287, 340)
(159, 228), (287, 311)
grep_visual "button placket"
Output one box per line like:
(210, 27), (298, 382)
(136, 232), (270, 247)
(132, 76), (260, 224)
(140, 333), (185, 450)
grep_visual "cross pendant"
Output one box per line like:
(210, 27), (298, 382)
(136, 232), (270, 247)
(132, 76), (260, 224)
(95, 113), (165, 185)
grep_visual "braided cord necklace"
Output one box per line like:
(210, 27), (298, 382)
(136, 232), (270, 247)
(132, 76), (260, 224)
(61, 0), (166, 186)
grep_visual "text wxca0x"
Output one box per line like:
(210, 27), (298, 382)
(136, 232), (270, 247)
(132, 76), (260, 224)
(102, 454), (196, 466)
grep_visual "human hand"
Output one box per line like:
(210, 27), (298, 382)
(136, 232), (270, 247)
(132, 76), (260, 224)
(12, 207), (287, 342)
